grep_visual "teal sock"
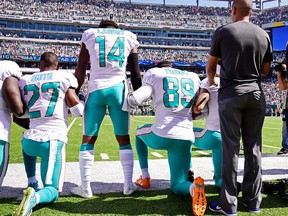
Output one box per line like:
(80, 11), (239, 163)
(80, 143), (94, 151)
(37, 186), (59, 204)
(119, 144), (132, 150)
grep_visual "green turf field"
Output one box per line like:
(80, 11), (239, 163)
(9, 115), (283, 163)
(3, 116), (287, 216)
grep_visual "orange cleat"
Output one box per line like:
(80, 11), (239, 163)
(135, 175), (150, 189)
(191, 176), (207, 216)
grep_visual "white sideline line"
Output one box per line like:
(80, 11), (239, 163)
(100, 153), (109, 160)
(263, 127), (281, 130)
(131, 119), (153, 124)
(151, 152), (163, 158)
(68, 118), (77, 132)
(263, 144), (280, 149)
(195, 150), (211, 156)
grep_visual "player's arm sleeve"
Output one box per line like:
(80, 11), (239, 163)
(75, 34), (90, 94)
(127, 49), (142, 91)
(128, 85), (153, 107)
(127, 32), (141, 90)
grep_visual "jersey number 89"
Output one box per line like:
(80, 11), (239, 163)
(163, 77), (194, 108)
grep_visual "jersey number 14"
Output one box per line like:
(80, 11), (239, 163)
(96, 36), (125, 68)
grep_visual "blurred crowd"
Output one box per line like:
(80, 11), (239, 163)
(0, 40), (209, 63)
(0, 0), (287, 28)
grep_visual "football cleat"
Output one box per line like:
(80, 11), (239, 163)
(123, 183), (138, 195)
(71, 186), (93, 198)
(13, 187), (37, 216)
(191, 176), (207, 216)
(135, 176), (151, 189)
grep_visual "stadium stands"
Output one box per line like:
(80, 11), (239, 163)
(0, 0), (287, 111)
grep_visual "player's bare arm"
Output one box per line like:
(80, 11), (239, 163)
(65, 88), (84, 117)
(261, 61), (271, 76)
(2, 76), (25, 117)
(192, 88), (210, 115)
(206, 55), (219, 86)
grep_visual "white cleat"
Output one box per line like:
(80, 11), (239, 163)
(71, 186), (92, 198)
(123, 183), (138, 196)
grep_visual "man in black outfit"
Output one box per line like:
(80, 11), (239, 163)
(206, 0), (273, 214)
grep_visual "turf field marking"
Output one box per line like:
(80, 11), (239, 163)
(100, 153), (109, 160)
(195, 150), (211, 156)
(68, 118), (78, 132)
(131, 118), (153, 124)
(151, 152), (163, 158)
(263, 127), (281, 130)
(263, 144), (280, 149)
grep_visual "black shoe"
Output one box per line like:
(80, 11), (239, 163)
(283, 193), (288, 202)
(187, 169), (194, 182)
(278, 180), (286, 197)
(263, 180), (286, 197)
(263, 181), (278, 194)
(277, 148), (288, 155)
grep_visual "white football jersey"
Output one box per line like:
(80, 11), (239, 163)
(200, 77), (220, 132)
(0, 60), (22, 142)
(132, 67), (201, 142)
(19, 70), (78, 143)
(81, 28), (139, 92)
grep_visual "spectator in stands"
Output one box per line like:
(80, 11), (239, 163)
(206, 0), (272, 214)
(71, 19), (142, 198)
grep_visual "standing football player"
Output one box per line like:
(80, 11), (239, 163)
(71, 19), (142, 197)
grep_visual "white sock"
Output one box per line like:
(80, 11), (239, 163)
(35, 193), (40, 204)
(189, 182), (195, 197)
(79, 150), (94, 191)
(120, 149), (134, 189)
(141, 168), (150, 179)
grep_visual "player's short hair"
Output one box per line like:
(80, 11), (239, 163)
(99, 20), (119, 29)
(39, 52), (59, 69)
(156, 61), (172, 68)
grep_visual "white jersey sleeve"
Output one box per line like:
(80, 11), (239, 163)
(201, 77), (220, 132)
(141, 67), (201, 142)
(81, 28), (139, 92)
(0, 60), (22, 81)
(19, 70), (78, 143)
